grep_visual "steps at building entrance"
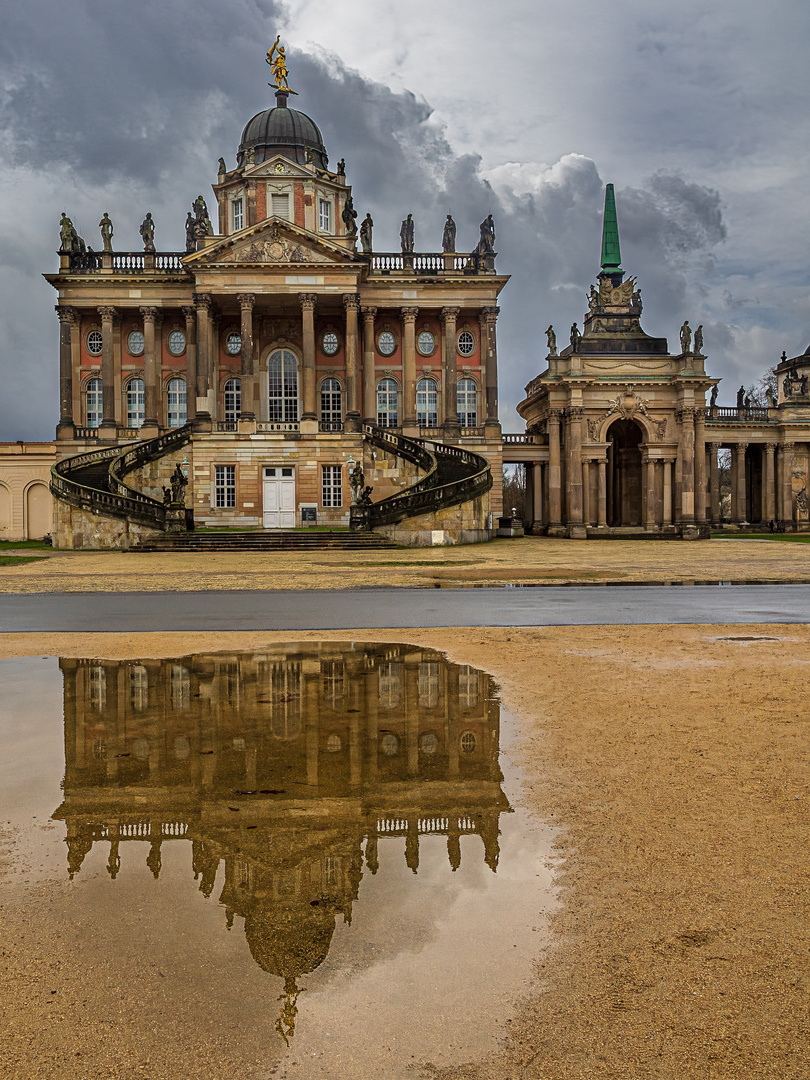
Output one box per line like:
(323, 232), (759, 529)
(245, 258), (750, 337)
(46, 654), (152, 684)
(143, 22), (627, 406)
(130, 530), (398, 552)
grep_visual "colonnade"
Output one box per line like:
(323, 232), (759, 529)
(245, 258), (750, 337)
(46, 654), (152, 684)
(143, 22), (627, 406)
(708, 440), (795, 525)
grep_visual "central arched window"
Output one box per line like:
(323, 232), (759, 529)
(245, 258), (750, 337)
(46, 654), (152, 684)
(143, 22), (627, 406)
(457, 377), (477, 427)
(86, 378), (103, 428)
(320, 378), (342, 426)
(376, 378), (399, 428)
(126, 378), (145, 428)
(167, 378), (187, 427)
(268, 349), (299, 423)
(416, 378), (438, 427)
(224, 377), (241, 424)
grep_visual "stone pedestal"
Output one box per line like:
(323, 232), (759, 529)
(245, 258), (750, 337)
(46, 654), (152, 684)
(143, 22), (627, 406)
(165, 504), (189, 533)
(237, 417), (257, 435)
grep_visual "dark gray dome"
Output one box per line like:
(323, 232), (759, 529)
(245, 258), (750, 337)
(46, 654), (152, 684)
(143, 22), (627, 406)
(237, 92), (328, 169)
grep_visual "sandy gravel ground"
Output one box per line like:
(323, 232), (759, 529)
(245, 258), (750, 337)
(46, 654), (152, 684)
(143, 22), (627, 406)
(1, 625), (807, 1079)
(1, 537), (810, 593)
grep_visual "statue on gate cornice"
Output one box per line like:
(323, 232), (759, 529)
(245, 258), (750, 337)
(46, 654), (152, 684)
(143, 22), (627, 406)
(442, 214), (456, 253)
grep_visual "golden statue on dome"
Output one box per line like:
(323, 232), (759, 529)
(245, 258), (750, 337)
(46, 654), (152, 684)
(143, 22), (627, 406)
(266, 35), (298, 95)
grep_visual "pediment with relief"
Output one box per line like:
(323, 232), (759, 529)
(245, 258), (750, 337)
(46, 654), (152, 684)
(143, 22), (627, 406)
(221, 226), (334, 264)
(187, 218), (360, 268)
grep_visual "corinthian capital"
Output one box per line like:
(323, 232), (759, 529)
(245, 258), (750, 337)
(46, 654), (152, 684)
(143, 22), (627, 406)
(298, 292), (317, 311)
(343, 293), (361, 312)
(237, 293), (255, 310)
(97, 305), (117, 321)
(401, 306), (419, 324)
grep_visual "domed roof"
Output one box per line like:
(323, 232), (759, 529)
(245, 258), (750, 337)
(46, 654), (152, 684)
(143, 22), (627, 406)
(238, 91), (328, 169)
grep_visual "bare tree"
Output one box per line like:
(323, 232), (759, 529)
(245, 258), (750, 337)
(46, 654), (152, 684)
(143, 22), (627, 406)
(502, 464), (525, 518)
(746, 365), (777, 407)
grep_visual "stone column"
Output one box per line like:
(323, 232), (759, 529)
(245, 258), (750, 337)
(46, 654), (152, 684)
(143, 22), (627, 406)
(533, 461), (544, 527)
(344, 293), (361, 431)
(764, 444), (776, 523)
(361, 306), (377, 424)
(694, 407), (707, 523)
(781, 443), (794, 526)
(677, 406), (695, 524)
(98, 305), (117, 432)
(548, 410), (563, 530)
(735, 442), (748, 523)
(401, 307), (419, 428)
(581, 460), (591, 527)
(663, 459), (673, 525)
(709, 442), (720, 523)
(139, 307), (159, 430)
(524, 463), (535, 527)
(441, 306), (460, 433)
(566, 407), (584, 535)
(299, 293), (317, 422)
(182, 306), (197, 423)
(481, 306), (500, 429)
(194, 293), (212, 427)
(597, 459), (608, 527)
(645, 458), (658, 529)
(56, 305), (75, 438)
(237, 293), (255, 420)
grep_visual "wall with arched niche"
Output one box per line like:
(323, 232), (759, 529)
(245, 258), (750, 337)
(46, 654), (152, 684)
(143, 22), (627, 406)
(0, 445), (57, 541)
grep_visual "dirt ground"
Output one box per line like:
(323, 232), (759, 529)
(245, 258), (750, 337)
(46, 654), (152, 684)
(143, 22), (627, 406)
(1, 536), (810, 592)
(1, 625), (807, 1079)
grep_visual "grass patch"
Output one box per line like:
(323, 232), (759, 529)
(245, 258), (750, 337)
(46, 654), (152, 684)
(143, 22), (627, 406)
(711, 532), (810, 543)
(0, 539), (52, 550)
(0, 555), (48, 566)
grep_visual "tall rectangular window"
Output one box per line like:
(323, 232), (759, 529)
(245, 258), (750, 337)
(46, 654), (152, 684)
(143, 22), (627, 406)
(167, 378), (187, 427)
(319, 199), (330, 231)
(215, 465), (236, 508)
(271, 193), (290, 220)
(322, 465), (342, 508)
(232, 198), (244, 231)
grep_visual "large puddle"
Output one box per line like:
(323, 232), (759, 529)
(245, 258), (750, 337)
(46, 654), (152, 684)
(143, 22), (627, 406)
(1, 643), (556, 1079)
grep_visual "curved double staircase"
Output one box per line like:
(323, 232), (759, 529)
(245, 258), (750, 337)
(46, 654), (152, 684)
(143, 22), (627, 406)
(51, 423), (492, 548)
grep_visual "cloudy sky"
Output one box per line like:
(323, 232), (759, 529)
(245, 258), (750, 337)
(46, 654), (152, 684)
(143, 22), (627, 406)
(1, 0), (809, 439)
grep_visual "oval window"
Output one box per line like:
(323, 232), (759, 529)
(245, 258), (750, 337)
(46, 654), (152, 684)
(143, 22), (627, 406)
(225, 332), (242, 355)
(87, 330), (103, 356)
(381, 732), (400, 757)
(417, 331), (435, 356)
(378, 331), (396, 356)
(326, 734), (342, 753)
(460, 731), (477, 754)
(168, 330), (186, 356)
(127, 330), (144, 356)
(420, 733), (438, 755)
(458, 331), (475, 357)
(322, 331), (339, 355)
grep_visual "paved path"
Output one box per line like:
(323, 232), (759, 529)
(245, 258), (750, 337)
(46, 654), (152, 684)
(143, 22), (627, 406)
(1, 585), (809, 632)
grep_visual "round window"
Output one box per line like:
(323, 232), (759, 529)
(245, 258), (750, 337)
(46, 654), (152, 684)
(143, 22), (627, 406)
(127, 330), (144, 356)
(87, 330), (103, 356)
(381, 732), (400, 757)
(225, 332), (242, 355)
(168, 330), (186, 356)
(460, 731), (477, 754)
(327, 734), (342, 753)
(323, 331), (339, 356)
(420, 733), (438, 755)
(378, 331), (396, 356)
(417, 331), (435, 356)
(458, 331), (475, 357)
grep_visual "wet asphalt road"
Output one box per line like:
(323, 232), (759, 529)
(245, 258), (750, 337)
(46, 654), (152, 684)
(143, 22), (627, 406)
(1, 585), (809, 632)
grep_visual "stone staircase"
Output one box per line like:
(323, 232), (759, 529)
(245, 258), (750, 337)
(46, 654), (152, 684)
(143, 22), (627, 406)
(131, 530), (397, 552)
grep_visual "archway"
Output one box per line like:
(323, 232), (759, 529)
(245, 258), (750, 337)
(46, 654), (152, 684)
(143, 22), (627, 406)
(607, 419), (643, 526)
(0, 483), (10, 539)
(25, 482), (51, 539)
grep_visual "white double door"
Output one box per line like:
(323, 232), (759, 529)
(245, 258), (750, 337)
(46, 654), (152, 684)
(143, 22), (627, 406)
(263, 466), (296, 528)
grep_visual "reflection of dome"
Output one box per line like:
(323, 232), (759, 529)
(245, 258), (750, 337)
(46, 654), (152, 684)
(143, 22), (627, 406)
(238, 93), (328, 169)
(244, 906), (336, 979)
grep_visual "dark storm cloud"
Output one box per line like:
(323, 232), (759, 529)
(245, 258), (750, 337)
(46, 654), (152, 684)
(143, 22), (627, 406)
(0, 2), (729, 438)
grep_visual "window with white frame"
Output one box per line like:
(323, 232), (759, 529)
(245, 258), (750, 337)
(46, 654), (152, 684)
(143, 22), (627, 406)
(268, 349), (299, 423)
(319, 198), (330, 231)
(457, 377), (477, 427)
(232, 197), (244, 232)
(86, 378), (103, 428)
(214, 465), (236, 508)
(320, 378), (342, 425)
(322, 465), (342, 508)
(416, 378), (438, 427)
(130, 665), (148, 712)
(171, 665), (191, 710)
(224, 377), (241, 424)
(167, 378), (187, 427)
(89, 665), (106, 711)
(126, 378), (145, 428)
(376, 378), (398, 427)
(271, 193), (290, 220)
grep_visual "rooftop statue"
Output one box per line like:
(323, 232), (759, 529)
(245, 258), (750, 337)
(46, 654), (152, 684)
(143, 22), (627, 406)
(185, 211), (196, 253)
(694, 324), (704, 354)
(710, 385), (718, 409)
(139, 212), (156, 253)
(217, 157), (227, 175)
(337, 158), (346, 177)
(193, 195), (213, 239)
(266, 35), (297, 94)
(99, 212), (114, 253)
(680, 320), (692, 354)
(359, 212), (373, 254)
(342, 193), (358, 237)
(442, 214), (456, 254)
(478, 214), (495, 255)
(400, 213), (414, 254)
(737, 385), (745, 409)
(570, 322), (581, 350)
(546, 325), (557, 356)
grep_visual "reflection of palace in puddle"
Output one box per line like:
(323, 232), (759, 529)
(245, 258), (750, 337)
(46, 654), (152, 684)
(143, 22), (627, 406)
(53, 643), (507, 1041)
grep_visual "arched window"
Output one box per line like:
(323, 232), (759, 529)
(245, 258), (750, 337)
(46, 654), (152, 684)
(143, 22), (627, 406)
(86, 378), (102, 428)
(376, 378), (399, 428)
(457, 377), (477, 427)
(224, 377), (241, 424)
(416, 378), (438, 427)
(167, 378), (187, 427)
(320, 378), (342, 426)
(126, 378), (145, 428)
(268, 349), (299, 423)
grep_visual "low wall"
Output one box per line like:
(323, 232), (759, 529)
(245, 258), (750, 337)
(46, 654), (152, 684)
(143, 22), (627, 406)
(375, 491), (492, 547)
(54, 502), (164, 550)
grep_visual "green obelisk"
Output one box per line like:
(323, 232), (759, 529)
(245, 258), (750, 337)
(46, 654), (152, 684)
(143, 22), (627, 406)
(600, 183), (623, 275)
